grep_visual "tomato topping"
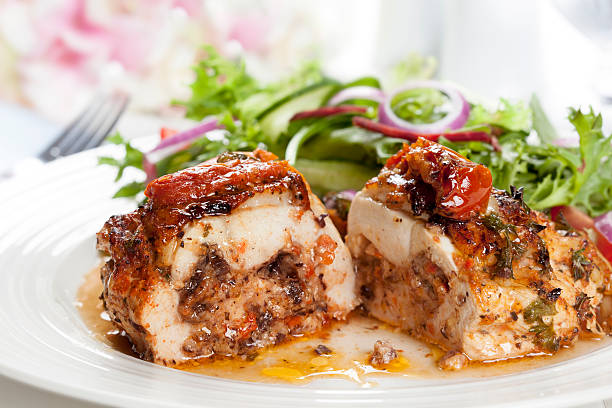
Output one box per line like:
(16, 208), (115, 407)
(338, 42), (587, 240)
(383, 138), (492, 220)
(438, 156), (492, 219)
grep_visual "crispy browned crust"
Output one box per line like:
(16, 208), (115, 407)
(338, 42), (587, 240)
(96, 211), (160, 360)
(96, 150), (331, 363)
(356, 141), (612, 357)
(142, 150), (310, 245)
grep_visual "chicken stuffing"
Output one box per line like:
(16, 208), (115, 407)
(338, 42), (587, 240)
(346, 139), (612, 364)
(97, 150), (356, 365)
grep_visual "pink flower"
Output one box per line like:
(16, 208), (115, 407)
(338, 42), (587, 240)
(228, 14), (270, 53)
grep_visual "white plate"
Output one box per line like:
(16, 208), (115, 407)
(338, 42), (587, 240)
(1, 146), (612, 408)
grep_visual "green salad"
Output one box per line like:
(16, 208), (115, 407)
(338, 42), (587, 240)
(101, 45), (612, 220)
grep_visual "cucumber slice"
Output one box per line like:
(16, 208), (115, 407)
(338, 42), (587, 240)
(258, 81), (339, 147)
(299, 127), (401, 167)
(321, 76), (382, 105)
(285, 114), (356, 166)
(294, 158), (377, 194)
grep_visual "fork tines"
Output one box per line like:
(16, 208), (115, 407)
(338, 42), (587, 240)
(39, 92), (130, 162)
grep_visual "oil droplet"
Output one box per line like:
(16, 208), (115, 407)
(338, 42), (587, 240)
(384, 356), (410, 372)
(310, 356), (329, 367)
(261, 367), (304, 382)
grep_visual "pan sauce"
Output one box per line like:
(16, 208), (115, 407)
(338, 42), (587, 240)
(77, 266), (612, 385)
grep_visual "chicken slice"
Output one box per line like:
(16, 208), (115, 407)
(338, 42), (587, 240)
(346, 139), (612, 363)
(97, 150), (356, 365)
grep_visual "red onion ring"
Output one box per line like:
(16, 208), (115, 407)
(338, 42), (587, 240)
(143, 155), (157, 183)
(443, 131), (501, 151)
(151, 117), (222, 152)
(352, 117), (500, 151)
(552, 137), (579, 148)
(328, 86), (384, 106)
(379, 80), (470, 134)
(339, 189), (357, 201)
(353, 116), (425, 142)
(143, 117), (225, 181)
(290, 105), (367, 121)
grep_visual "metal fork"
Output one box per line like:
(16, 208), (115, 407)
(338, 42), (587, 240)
(39, 92), (130, 162)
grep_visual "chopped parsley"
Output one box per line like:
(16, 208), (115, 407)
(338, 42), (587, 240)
(571, 247), (593, 281)
(523, 298), (559, 352)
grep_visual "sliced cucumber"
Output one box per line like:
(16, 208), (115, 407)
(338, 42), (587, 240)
(321, 75), (382, 105)
(257, 81), (339, 148)
(285, 115), (356, 166)
(298, 126), (401, 167)
(294, 158), (377, 194)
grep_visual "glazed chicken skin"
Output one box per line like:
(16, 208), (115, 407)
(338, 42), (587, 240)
(346, 139), (612, 365)
(97, 150), (356, 366)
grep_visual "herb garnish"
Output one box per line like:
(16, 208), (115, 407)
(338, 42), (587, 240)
(574, 292), (592, 311)
(523, 298), (559, 352)
(510, 185), (530, 213)
(482, 213), (522, 279)
(571, 247), (593, 281)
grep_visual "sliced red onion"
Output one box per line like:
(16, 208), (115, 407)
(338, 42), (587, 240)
(379, 80), (470, 134)
(143, 155), (157, 183)
(143, 117), (225, 181)
(352, 116), (500, 151)
(338, 189), (356, 201)
(353, 116), (423, 142)
(552, 137), (579, 148)
(328, 86), (384, 106)
(443, 131), (501, 152)
(151, 117), (222, 152)
(290, 105), (367, 121)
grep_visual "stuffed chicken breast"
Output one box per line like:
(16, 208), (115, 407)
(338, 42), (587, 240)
(346, 139), (611, 366)
(97, 150), (356, 366)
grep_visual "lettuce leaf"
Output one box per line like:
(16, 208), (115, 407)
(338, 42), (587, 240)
(176, 46), (258, 120)
(100, 45), (612, 214)
(569, 108), (612, 216)
(442, 106), (612, 217)
(465, 98), (531, 132)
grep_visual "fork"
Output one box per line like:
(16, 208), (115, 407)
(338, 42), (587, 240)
(39, 92), (130, 162)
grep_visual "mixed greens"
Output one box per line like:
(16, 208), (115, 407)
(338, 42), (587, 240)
(100, 45), (612, 221)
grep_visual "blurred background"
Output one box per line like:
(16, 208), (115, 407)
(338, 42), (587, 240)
(0, 0), (611, 172)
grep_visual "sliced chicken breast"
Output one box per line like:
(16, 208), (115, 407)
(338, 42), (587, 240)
(97, 150), (356, 365)
(346, 139), (611, 364)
